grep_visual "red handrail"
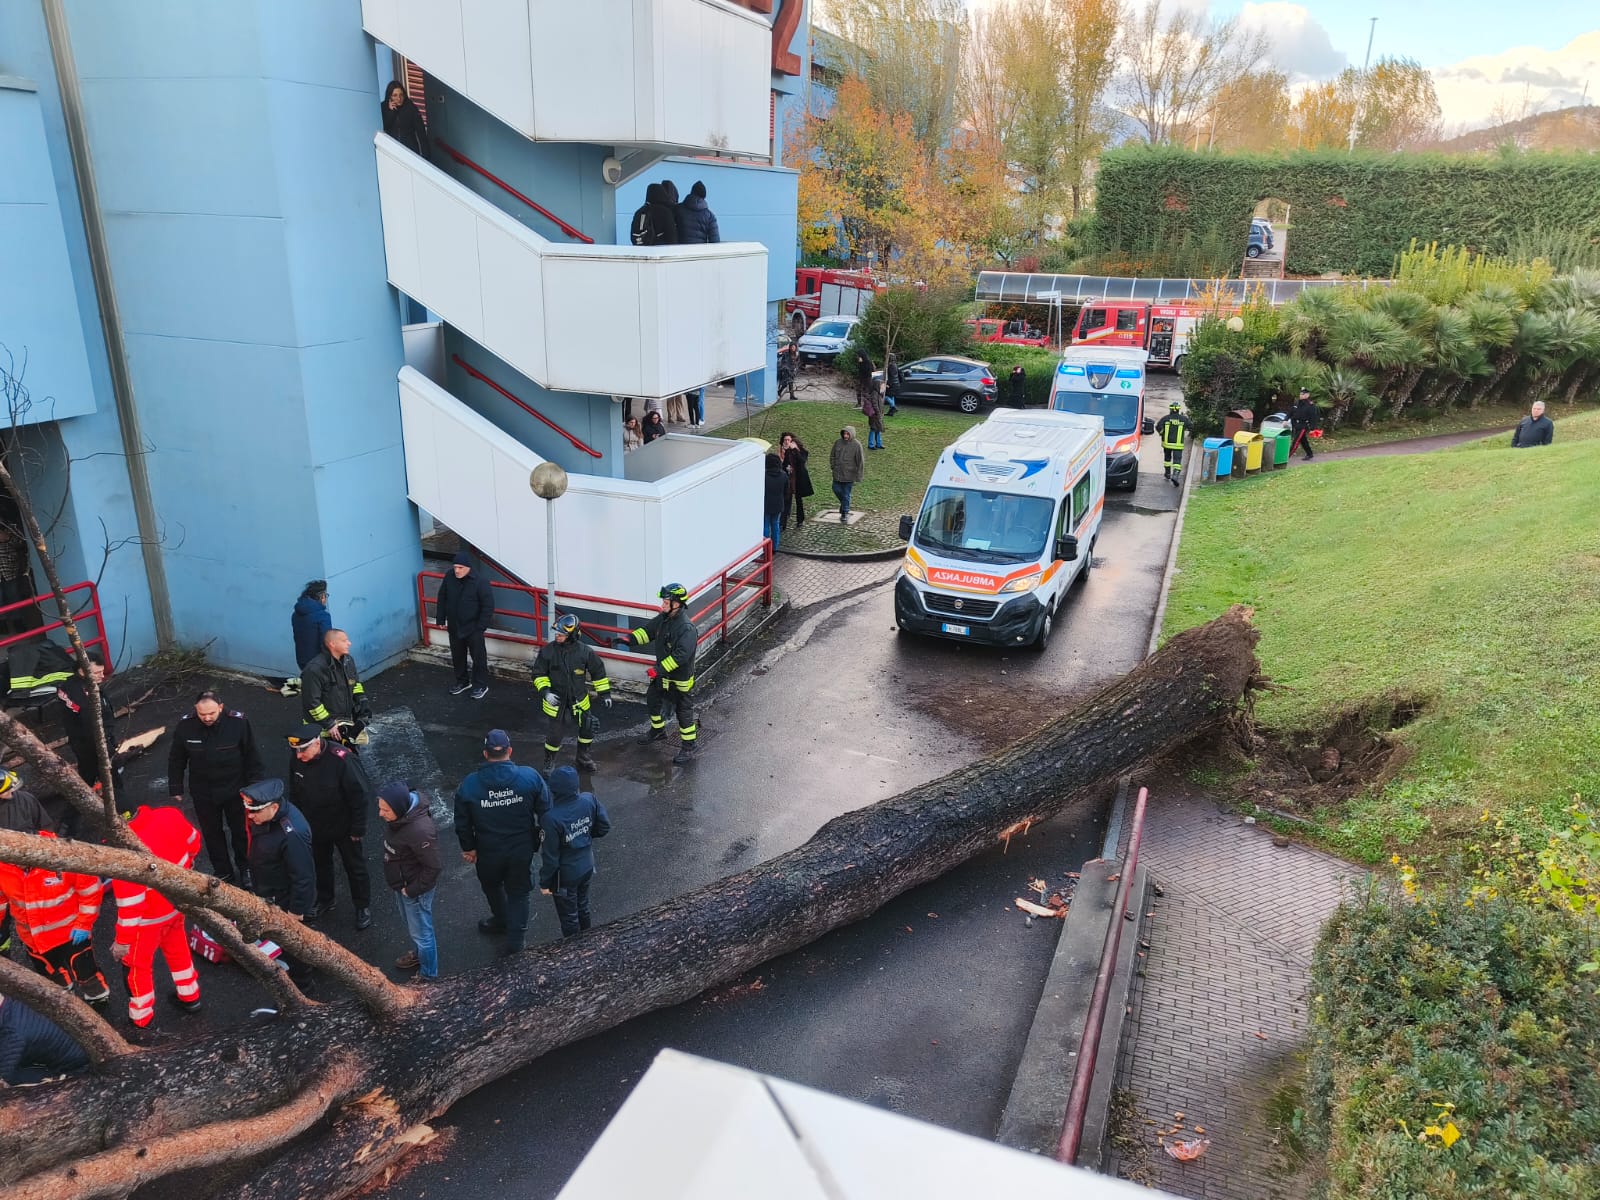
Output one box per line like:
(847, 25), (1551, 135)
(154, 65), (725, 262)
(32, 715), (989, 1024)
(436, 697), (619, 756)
(434, 138), (593, 244)
(451, 354), (603, 459)
(1057, 785), (1150, 1164)
(0, 581), (114, 675)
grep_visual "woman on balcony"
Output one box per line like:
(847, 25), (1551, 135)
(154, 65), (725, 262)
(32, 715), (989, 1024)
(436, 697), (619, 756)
(381, 80), (431, 162)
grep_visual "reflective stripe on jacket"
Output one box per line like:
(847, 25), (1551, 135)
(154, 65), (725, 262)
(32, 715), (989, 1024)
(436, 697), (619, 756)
(0, 832), (100, 953)
(113, 806), (201, 946)
(630, 609), (698, 684)
(1157, 414), (1190, 451)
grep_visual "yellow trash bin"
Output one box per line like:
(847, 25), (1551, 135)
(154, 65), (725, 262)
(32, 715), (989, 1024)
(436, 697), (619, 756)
(1232, 430), (1265, 472)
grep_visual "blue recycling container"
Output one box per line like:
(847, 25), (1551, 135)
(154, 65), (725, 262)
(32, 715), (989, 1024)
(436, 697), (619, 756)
(1203, 436), (1233, 479)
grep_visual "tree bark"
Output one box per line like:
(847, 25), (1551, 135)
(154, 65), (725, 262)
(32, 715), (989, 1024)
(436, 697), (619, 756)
(0, 608), (1261, 1200)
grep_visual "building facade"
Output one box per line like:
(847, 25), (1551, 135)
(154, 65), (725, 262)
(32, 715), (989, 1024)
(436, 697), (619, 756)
(0, 0), (805, 675)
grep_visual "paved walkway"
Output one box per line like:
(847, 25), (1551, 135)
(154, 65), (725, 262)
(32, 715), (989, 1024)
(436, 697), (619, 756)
(1107, 782), (1367, 1200)
(772, 551), (899, 610)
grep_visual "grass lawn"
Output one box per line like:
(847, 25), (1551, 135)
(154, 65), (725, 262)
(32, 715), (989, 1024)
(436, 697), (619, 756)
(707, 400), (981, 553)
(1162, 410), (1600, 866)
(1314, 400), (1595, 453)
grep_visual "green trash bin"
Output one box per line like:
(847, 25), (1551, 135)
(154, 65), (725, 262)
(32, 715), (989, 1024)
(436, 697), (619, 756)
(1273, 430), (1292, 468)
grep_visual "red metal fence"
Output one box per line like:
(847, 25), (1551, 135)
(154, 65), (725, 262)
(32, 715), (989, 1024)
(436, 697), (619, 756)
(0, 580), (114, 675)
(417, 540), (775, 667)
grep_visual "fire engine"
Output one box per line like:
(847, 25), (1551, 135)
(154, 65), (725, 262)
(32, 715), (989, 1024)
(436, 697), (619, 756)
(1070, 299), (1240, 372)
(784, 268), (883, 336)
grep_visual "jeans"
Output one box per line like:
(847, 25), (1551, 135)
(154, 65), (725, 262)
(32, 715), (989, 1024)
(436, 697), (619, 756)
(763, 513), (782, 550)
(832, 481), (854, 517)
(476, 850), (534, 951)
(691, 389), (705, 425)
(550, 871), (594, 937)
(396, 888), (438, 978)
(867, 429), (883, 449)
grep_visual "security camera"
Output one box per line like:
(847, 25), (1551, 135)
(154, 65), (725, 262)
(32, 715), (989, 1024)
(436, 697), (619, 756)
(602, 156), (623, 185)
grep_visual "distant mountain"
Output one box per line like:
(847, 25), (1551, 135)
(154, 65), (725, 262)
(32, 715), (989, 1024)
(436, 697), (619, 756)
(1433, 106), (1600, 154)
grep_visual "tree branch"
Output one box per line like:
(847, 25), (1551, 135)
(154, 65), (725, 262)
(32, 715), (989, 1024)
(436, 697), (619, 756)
(0, 956), (130, 1066)
(0, 830), (409, 1019)
(7, 1062), (358, 1200)
(179, 906), (308, 1013)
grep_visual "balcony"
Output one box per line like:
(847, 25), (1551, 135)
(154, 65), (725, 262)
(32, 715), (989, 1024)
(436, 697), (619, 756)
(373, 134), (767, 399)
(361, 0), (771, 157)
(399, 367), (761, 606)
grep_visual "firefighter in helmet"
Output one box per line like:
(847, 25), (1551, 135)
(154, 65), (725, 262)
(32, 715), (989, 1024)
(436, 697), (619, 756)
(631, 584), (699, 765)
(1155, 401), (1192, 486)
(530, 613), (612, 773)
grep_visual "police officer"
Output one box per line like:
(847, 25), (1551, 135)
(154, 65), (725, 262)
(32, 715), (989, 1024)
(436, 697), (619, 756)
(1290, 388), (1321, 460)
(1156, 401), (1191, 486)
(167, 689), (264, 887)
(301, 629), (372, 748)
(287, 725), (372, 929)
(631, 583), (699, 764)
(241, 778), (317, 992)
(454, 729), (550, 956)
(531, 614), (613, 773)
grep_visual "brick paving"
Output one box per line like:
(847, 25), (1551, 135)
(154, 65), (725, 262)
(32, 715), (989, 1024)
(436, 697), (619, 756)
(1106, 782), (1367, 1200)
(773, 552), (899, 610)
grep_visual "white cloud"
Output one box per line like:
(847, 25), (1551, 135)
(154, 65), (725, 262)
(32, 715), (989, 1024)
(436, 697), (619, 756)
(1237, 2), (1347, 82)
(1429, 30), (1600, 130)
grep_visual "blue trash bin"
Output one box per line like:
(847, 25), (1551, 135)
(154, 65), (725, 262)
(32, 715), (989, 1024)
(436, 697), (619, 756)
(1203, 436), (1233, 480)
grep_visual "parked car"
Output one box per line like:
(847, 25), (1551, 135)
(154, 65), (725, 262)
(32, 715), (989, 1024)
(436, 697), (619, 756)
(796, 315), (861, 365)
(872, 356), (998, 414)
(1247, 219), (1274, 258)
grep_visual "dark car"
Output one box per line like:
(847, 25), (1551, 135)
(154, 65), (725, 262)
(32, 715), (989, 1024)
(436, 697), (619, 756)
(872, 356), (998, 414)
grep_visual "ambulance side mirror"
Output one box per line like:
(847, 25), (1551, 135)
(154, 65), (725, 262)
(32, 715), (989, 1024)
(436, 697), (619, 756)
(1142, 417), (1155, 435)
(898, 515), (914, 540)
(1057, 534), (1079, 562)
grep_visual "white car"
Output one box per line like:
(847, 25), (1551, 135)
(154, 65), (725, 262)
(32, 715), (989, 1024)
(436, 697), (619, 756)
(797, 316), (861, 365)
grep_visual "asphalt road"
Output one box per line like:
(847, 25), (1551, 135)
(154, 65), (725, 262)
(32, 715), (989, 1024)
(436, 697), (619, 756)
(30, 378), (1183, 1195)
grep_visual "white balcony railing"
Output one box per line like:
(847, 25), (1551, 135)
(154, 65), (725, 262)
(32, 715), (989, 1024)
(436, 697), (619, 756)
(373, 134), (768, 400)
(398, 366), (762, 605)
(362, 0), (772, 156)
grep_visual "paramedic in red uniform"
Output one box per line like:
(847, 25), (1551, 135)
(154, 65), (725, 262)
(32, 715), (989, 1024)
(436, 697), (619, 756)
(0, 829), (109, 1004)
(111, 802), (204, 1027)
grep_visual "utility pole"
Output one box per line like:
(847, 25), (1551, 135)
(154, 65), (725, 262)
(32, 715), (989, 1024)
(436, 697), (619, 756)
(1347, 17), (1377, 153)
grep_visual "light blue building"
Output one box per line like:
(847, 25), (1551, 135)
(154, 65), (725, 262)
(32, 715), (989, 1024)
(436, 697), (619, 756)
(0, 0), (805, 677)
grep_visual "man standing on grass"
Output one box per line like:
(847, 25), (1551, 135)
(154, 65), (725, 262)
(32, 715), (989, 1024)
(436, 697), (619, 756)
(830, 426), (865, 522)
(1511, 400), (1554, 448)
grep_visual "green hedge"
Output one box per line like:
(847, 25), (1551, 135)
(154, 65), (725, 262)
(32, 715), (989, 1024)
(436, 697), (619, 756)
(1309, 891), (1600, 1198)
(1093, 147), (1600, 277)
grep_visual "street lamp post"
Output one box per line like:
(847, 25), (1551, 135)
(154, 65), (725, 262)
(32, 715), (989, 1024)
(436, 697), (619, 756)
(529, 461), (569, 643)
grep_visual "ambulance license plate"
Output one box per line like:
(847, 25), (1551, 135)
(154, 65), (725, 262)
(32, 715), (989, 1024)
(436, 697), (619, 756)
(941, 622), (970, 636)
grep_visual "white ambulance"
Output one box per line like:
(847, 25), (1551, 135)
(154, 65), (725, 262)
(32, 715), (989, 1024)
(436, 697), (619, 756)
(1047, 345), (1153, 491)
(894, 408), (1106, 651)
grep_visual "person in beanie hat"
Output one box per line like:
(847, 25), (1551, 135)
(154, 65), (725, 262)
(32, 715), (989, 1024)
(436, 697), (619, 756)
(378, 781), (441, 980)
(435, 551), (495, 699)
(675, 180), (721, 244)
(454, 729), (550, 956)
(538, 766), (611, 937)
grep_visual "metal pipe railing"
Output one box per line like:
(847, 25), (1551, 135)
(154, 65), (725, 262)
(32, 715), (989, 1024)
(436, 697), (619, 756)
(0, 581), (114, 676)
(434, 138), (593, 244)
(450, 354), (603, 458)
(1056, 785), (1150, 1164)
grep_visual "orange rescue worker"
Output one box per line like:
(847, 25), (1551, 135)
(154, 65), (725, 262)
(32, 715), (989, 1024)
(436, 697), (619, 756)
(0, 830), (110, 1004)
(111, 804), (203, 1026)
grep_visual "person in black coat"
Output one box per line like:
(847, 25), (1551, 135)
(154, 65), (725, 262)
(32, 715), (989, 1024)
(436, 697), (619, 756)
(0, 994), (89, 1085)
(675, 181), (721, 244)
(855, 351), (875, 408)
(168, 689), (264, 886)
(779, 432), (813, 530)
(55, 650), (123, 810)
(435, 552), (495, 698)
(288, 726), (371, 928)
(1511, 400), (1554, 447)
(1009, 364), (1027, 408)
(1289, 389), (1322, 460)
(642, 410), (667, 443)
(629, 183), (679, 246)
(762, 453), (787, 552)
(538, 766), (611, 938)
(884, 353), (899, 415)
(381, 80), (431, 161)
(241, 780), (316, 921)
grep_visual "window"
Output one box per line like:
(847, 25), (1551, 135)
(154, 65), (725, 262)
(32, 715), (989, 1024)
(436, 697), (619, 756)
(914, 488), (1055, 564)
(1056, 496), (1073, 539)
(939, 360), (972, 374)
(1082, 307), (1108, 332)
(1115, 308), (1140, 332)
(1071, 473), (1093, 521)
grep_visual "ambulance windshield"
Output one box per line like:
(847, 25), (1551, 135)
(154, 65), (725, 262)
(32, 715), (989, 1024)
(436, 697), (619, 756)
(914, 488), (1055, 564)
(1052, 391), (1139, 435)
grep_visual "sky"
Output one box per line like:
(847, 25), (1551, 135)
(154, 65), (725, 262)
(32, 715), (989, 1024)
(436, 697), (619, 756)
(964, 0), (1600, 130)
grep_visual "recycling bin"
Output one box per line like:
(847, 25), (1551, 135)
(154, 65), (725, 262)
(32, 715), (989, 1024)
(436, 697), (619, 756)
(1221, 408), (1254, 438)
(1232, 430), (1265, 472)
(1273, 431), (1292, 468)
(1260, 413), (1291, 440)
(1202, 436), (1232, 480)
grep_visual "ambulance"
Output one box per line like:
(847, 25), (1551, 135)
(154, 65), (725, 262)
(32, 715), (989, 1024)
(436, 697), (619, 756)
(1047, 345), (1153, 491)
(894, 408), (1106, 651)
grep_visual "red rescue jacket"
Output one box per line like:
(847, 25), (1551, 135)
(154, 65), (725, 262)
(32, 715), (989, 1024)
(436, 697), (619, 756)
(0, 830), (100, 953)
(112, 806), (200, 949)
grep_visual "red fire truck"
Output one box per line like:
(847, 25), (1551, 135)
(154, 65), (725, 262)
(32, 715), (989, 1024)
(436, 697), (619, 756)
(1071, 300), (1239, 372)
(784, 268), (883, 336)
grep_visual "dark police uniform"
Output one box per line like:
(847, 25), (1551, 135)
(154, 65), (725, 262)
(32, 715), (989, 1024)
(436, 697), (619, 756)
(168, 709), (264, 883)
(454, 759), (550, 954)
(241, 782), (316, 920)
(538, 766), (611, 937)
(530, 637), (612, 768)
(289, 741), (371, 917)
(630, 607), (698, 751)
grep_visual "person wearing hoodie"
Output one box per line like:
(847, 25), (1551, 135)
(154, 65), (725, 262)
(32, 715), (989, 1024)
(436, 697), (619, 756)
(829, 426), (866, 521)
(762, 453), (787, 551)
(291, 581), (332, 672)
(454, 729), (551, 956)
(629, 182), (679, 246)
(381, 80), (431, 161)
(538, 766), (611, 938)
(675, 180), (721, 244)
(378, 781), (441, 981)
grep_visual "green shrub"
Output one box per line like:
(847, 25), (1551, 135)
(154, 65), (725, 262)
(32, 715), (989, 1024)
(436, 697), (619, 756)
(1309, 889), (1600, 1199)
(970, 344), (1061, 406)
(842, 285), (973, 371)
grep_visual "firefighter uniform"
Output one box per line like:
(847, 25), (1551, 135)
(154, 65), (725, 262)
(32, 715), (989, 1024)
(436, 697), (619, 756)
(301, 649), (371, 742)
(1155, 406), (1191, 484)
(112, 806), (202, 1026)
(0, 831), (109, 1004)
(531, 628), (612, 770)
(630, 588), (699, 762)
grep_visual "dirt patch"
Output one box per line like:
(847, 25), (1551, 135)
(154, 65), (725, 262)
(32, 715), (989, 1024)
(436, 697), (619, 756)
(1186, 693), (1428, 820)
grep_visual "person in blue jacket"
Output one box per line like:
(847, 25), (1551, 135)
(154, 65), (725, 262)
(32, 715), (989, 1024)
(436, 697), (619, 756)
(538, 766), (610, 938)
(291, 581), (332, 672)
(0, 994), (88, 1085)
(455, 729), (550, 955)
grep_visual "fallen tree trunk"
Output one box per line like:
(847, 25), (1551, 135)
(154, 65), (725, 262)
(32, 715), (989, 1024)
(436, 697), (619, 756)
(0, 608), (1260, 1199)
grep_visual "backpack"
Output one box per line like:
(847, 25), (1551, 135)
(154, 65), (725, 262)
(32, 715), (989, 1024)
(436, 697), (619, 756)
(629, 204), (655, 247)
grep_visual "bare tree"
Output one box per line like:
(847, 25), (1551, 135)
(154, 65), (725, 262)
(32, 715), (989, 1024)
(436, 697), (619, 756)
(1117, 0), (1270, 146)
